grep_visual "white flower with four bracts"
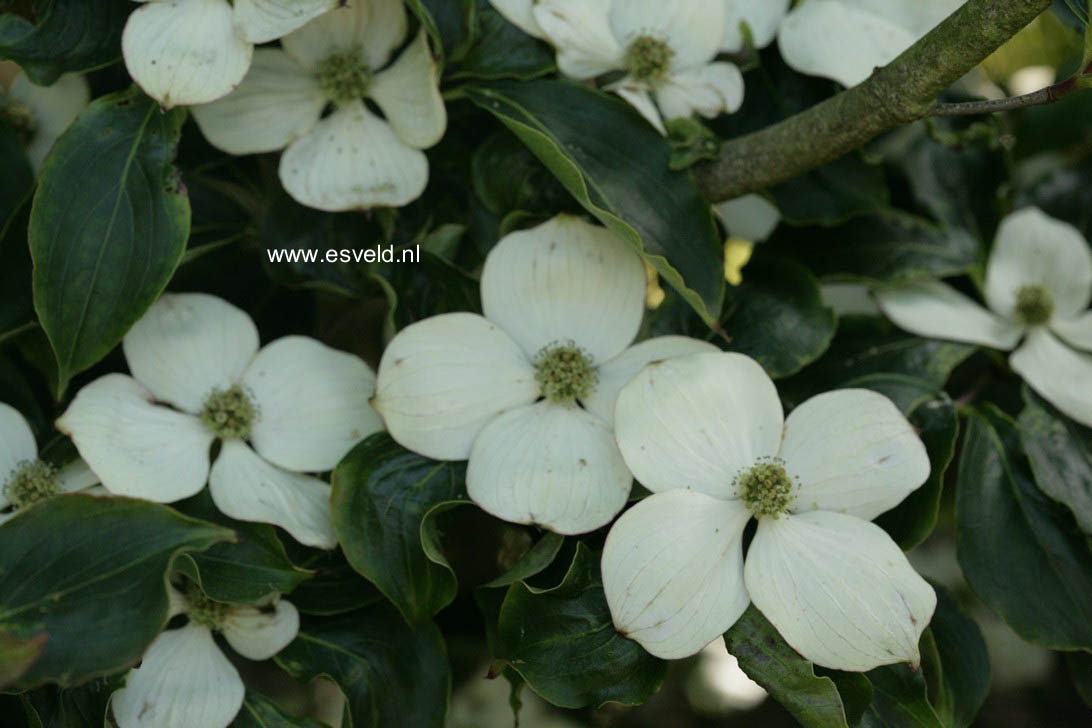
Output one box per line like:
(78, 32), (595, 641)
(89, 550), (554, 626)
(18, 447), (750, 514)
(877, 207), (1092, 427)
(373, 214), (718, 535)
(490, 0), (746, 134)
(1, 70), (89, 172)
(57, 293), (383, 548)
(191, 0), (446, 212)
(602, 351), (935, 669)
(112, 584), (299, 728)
(122, 0), (339, 107)
(1, 403), (100, 524)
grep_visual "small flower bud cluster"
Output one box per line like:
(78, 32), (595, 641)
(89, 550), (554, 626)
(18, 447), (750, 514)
(1014, 285), (1054, 326)
(3, 460), (58, 509)
(200, 385), (257, 440)
(534, 341), (598, 403)
(736, 457), (797, 518)
(625, 35), (675, 81)
(318, 51), (373, 107)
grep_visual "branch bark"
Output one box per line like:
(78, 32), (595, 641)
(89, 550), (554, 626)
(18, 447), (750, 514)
(693, 0), (1054, 202)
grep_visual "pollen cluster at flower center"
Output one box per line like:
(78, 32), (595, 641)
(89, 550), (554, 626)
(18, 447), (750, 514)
(1013, 284), (1054, 326)
(200, 385), (256, 440)
(317, 50), (373, 106)
(4, 460), (58, 509)
(624, 35), (675, 81)
(185, 589), (228, 629)
(736, 459), (796, 518)
(534, 341), (598, 403)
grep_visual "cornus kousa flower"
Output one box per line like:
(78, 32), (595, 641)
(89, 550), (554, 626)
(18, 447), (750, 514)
(779, 0), (965, 87)
(1, 70), (89, 172)
(489, 0), (743, 134)
(191, 0), (446, 211)
(0, 403), (100, 524)
(122, 0), (339, 107)
(372, 214), (718, 534)
(57, 293), (382, 548)
(877, 207), (1092, 427)
(112, 583), (299, 728)
(720, 0), (791, 53)
(602, 352), (935, 669)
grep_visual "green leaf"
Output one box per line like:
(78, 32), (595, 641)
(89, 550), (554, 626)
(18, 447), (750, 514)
(453, 0), (554, 80)
(724, 606), (858, 728)
(373, 251), (480, 331)
(0, 495), (232, 689)
(22, 673), (123, 728)
(719, 256), (835, 378)
(0, 0), (128, 84)
(495, 543), (666, 709)
(276, 604), (450, 728)
(0, 194), (33, 342)
(404, 0), (471, 61)
(858, 662), (943, 728)
(1018, 388), (1092, 533)
(957, 405), (1092, 649)
(467, 79), (725, 326)
(772, 155), (890, 226)
(331, 433), (466, 623)
(173, 489), (312, 605)
(284, 552), (383, 617)
(231, 690), (329, 728)
(0, 632), (45, 689)
(1065, 650), (1092, 707)
(927, 584), (990, 728)
(471, 130), (574, 217)
(29, 86), (190, 395)
(0, 122), (33, 232)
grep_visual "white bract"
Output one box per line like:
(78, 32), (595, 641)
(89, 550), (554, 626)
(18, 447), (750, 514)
(721, 0), (792, 53)
(191, 0), (446, 211)
(602, 351), (935, 669)
(113, 585), (299, 728)
(0, 403), (100, 524)
(714, 194), (781, 243)
(877, 207), (1092, 427)
(489, 0), (744, 134)
(122, 0), (338, 107)
(57, 293), (383, 548)
(372, 214), (718, 534)
(778, 0), (965, 87)
(2, 71), (89, 172)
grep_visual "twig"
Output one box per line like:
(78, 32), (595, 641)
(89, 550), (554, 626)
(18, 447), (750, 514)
(932, 73), (1086, 115)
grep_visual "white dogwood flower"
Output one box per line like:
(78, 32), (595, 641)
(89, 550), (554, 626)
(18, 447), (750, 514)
(721, 0), (791, 53)
(372, 214), (718, 534)
(191, 0), (446, 211)
(778, 0), (965, 87)
(113, 584), (299, 728)
(489, 0), (743, 134)
(0, 403), (100, 524)
(2, 71), (89, 171)
(122, 0), (339, 107)
(877, 207), (1092, 427)
(602, 351), (935, 669)
(57, 293), (382, 548)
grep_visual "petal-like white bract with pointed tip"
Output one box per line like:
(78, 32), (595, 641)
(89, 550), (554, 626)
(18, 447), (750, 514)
(782, 389), (929, 520)
(122, 0), (253, 107)
(243, 336), (382, 473)
(112, 624), (244, 728)
(609, 81), (667, 133)
(481, 215), (646, 363)
(209, 440), (337, 548)
(279, 102), (429, 211)
(190, 48), (325, 155)
(744, 510), (936, 672)
(56, 375), (214, 502)
(232, 0), (338, 44)
(373, 313), (538, 461)
(985, 207), (1092, 320)
(602, 489), (752, 659)
(614, 352), (782, 498)
(0, 403), (37, 486)
(123, 293), (259, 415)
(221, 598), (300, 660)
(369, 30), (447, 149)
(1052, 312), (1092, 351)
(875, 280), (1023, 350)
(655, 62), (744, 120)
(8, 72), (89, 171)
(722, 0), (791, 52)
(713, 194), (780, 242)
(56, 458), (101, 494)
(1010, 328), (1092, 428)
(466, 401), (632, 534)
(489, 0), (546, 38)
(532, 0), (623, 79)
(281, 0), (406, 71)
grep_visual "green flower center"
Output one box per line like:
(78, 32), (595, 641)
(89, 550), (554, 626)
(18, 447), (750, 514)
(185, 588), (228, 629)
(1013, 285), (1054, 326)
(317, 50), (372, 106)
(736, 459), (796, 518)
(3, 460), (59, 510)
(200, 385), (256, 440)
(534, 342), (598, 403)
(625, 35), (675, 81)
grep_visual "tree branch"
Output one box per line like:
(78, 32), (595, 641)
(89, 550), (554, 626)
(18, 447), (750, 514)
(694, 0), (1054, 202)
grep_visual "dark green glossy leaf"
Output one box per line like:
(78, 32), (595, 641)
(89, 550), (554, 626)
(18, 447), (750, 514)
(0, 632), (44, 689)
(373, 251), (480, 331)
(719, 255), (835, 378)
(453, 0), (554, 80)
(0, 122), (32, 232)
(858, 662), (943, 728)
(404, 0), (471, 60)
(231, 690), (329, 728)
(331, 433), (466, 623)
(724, 606), (857, 728)
(284, 552), (383, 617)
(1065, 651), (1092, 707)
(30, 86), (190, 395)
(772, 155), (889, 226)
(22, 673), (123, 728)
(957, 405), (1092, 649)
(496, 543), (666, 709)
(276, 604), (449, 728)
(927, 584), (990, 728)
(0, 199), (33, 344)
(0, 495), (231, 689)
(0, 0), (128, 84)
(1016, 159), (1092, 238)
(467, 79), (724, 326)
(471, 130), (573, 217)
(173, 489), (312, 605)
(1019, 388), (1092, 533)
